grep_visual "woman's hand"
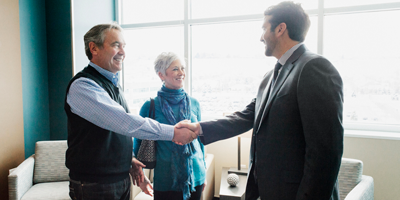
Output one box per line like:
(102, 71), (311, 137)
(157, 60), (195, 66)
(130, 157), (146, 185)
(203, 179), (207, 192)
(139, 176), (154, 197)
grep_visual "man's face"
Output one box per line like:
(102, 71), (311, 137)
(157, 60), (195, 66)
(94, 29), (126, 74)
(260, 15), (277, 57)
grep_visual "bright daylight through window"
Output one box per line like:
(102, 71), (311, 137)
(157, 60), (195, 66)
(119, 0), (400, 132)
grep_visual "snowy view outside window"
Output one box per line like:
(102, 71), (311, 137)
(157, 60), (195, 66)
(324, 10), (400, 125)
(120, 0), (400, 130)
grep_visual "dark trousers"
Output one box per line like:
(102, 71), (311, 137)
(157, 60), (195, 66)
(154, 184), (204, 200)
(69, 176), (130, 200)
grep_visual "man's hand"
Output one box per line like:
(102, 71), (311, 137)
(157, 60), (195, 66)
(139, 175), (153, 197)
(176, 120), (202, 136)
(172, 126), (197, 145)
(129, 157), (145, 185)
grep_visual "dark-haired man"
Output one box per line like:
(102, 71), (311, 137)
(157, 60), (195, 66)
(178, 2), (343, 200)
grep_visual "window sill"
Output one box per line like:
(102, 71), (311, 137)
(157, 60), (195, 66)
(344, 129), (400, 141)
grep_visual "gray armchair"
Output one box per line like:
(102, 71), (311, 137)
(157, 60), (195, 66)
(8, 140), (70, 200)
(338, 158), (374, 200)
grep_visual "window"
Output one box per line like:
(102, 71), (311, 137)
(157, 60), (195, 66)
(120, 0), (183, 24)
(324, 10), (400, 130)
(118, 0), (400, 132)
(191, 0), (317, 19)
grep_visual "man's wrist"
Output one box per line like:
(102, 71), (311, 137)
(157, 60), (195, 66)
(161, 124), (175, 141)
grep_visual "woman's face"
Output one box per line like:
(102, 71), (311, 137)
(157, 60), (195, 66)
(159, 59), (185, 90)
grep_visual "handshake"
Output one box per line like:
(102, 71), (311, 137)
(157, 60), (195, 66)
(172, 120), (202, 145)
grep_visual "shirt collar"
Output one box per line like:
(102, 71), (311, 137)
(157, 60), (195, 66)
(278, 43), (303, 66)
(89, 62), (119, 86)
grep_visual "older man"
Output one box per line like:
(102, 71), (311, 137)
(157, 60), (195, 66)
(65, 23), (197, 200)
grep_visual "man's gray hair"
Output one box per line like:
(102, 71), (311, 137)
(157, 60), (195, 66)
(154, 52), (184, 75)
(84, 22), (123, 60)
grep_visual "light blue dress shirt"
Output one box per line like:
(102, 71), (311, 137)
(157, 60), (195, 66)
(66, 62), (174, 141)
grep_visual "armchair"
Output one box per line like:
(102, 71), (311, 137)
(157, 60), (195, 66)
(338, 158), (374, 200)
(8, 140), (70, 200)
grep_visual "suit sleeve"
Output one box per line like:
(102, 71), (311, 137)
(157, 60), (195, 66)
(199, 98), (256, 145)
(296, 58), (344, 199)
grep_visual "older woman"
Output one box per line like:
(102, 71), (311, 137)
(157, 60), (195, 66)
(133, 52), (206, 200)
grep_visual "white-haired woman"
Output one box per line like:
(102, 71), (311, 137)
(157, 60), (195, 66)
(133, 52), (206, 200)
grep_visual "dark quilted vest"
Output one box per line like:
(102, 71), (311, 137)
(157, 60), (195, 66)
(64, 65), (132, 183)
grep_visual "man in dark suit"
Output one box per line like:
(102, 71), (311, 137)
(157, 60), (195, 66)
(177, 1), (343, 200)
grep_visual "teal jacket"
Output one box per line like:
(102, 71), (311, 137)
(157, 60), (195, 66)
(133, 92), (206, 191)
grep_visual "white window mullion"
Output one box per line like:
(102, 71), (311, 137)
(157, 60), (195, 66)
(317, 0), (324, 55)
(184, 0), (192, 95)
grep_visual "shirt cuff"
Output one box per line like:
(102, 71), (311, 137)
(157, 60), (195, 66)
(159, 123), (175, 141)
(199, 124), (204, 136)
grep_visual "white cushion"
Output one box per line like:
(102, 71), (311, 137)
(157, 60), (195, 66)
(33, 141), (69, 183)
(21, 181), (70, 200)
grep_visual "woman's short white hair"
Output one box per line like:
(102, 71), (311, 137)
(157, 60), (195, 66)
(154, 52), (184, 75)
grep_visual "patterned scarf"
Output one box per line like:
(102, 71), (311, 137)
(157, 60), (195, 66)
(157, 85), (196, 200)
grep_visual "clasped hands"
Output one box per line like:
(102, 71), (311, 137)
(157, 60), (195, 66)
(172, 120), (202, 145)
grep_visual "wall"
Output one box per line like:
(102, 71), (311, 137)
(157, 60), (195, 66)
(206, 131), (400, 199)
(0, 0), (25, 199)
(20, 0), (51, 158)
(344, 135), (400, 200)
(45, 0), (73, 140)
(0, 0), (114, 198)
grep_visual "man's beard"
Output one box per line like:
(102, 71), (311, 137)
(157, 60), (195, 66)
(264, 38), (276, 57)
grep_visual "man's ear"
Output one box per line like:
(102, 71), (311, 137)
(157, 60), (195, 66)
(275, 23), (287, 37)
(89, 42), (98, 56)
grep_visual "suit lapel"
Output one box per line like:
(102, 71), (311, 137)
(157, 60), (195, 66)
(255, 45), (307, 133)
(254, 72), (273, 123)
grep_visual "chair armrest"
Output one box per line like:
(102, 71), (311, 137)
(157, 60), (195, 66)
(8, 155), (35, 200)
(344, 175), (374, 200)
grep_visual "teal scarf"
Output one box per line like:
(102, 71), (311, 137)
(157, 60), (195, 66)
(157, 85), (196, 200)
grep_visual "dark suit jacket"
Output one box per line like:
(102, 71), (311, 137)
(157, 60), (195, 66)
(199, 45), (343, 200)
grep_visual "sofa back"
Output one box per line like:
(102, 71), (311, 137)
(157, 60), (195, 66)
(338, 158), (363, 200)
(33, 140), (69, 184)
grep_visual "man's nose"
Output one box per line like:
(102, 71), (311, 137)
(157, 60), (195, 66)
(119, 46), (125, 55)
